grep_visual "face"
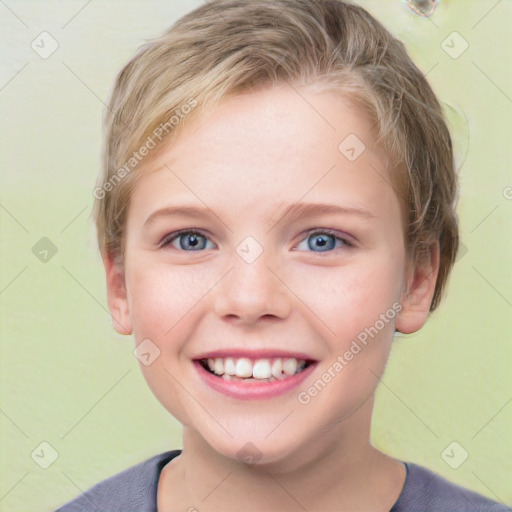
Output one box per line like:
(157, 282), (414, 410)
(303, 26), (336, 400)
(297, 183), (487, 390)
(106, 85), (438, 466)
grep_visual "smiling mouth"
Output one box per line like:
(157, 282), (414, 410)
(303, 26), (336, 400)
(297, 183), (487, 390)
(198, 357), (314, 382)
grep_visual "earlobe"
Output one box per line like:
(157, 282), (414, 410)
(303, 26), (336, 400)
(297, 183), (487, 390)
(395, 242), (440, 335)
(103, 252), (133, 335)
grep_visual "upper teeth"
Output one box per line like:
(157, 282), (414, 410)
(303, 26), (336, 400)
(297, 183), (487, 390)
(205, 357), (307, 380)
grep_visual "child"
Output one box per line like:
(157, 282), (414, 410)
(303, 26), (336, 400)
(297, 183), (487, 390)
(57, 1), (509, 510)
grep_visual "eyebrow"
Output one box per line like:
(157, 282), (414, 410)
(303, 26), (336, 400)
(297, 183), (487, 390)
(143, 202), (375, 228)
(273, 202), (375, 224)
(144, 205), (216, 227)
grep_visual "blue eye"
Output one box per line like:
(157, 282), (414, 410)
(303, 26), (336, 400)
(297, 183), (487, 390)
(296, 231), (348, 253)
(161, 230), (349, 253)
(163, 231), (215, 251)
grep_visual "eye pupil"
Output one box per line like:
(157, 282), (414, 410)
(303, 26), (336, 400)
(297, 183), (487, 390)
(180, 233), (205, 250)
(308, 233), (335, 252)
(169, 231), (343, 253)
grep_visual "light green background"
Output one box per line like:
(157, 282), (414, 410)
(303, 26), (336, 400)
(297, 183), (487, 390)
(1, 1), (511, 510)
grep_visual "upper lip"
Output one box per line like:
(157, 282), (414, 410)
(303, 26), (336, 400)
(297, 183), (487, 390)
(193, 349), (317, 361)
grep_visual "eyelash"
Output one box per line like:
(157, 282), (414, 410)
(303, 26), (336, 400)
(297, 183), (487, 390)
(160, 229), (214, 250)
(160, 228), (353, 254)
(297, 228), (353, 253)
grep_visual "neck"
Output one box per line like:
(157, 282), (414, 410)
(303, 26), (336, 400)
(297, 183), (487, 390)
(159, 397), (406, 512)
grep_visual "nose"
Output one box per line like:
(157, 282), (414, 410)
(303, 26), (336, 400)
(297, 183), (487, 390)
(212, 254), (291, 326)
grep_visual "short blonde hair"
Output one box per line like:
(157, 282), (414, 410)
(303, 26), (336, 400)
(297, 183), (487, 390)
(94, 0), (458, 311)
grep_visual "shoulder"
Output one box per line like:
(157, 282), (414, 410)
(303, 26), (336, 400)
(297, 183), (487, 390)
(55, 450), (180, 512)
(392, 463), (511, 512)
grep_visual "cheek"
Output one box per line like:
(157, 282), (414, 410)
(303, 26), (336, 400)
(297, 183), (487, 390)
(290, 259), (403, 422)
(123, 258), (220, 426)
(286, 252), (405, 341)
(125, 258), (217, 341)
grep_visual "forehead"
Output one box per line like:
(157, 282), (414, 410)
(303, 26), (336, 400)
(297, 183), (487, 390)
(128, 85), (401, 229)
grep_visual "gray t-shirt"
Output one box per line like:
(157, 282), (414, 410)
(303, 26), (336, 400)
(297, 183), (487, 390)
(56, 451), (510, 512)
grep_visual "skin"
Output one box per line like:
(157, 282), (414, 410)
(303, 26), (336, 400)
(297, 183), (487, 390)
(104, 84), (439, 511)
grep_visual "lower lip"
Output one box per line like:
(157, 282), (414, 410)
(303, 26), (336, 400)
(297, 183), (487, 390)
(194, 361), (316, 400)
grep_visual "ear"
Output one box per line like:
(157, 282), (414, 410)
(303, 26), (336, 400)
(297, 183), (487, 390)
(395, 242), (440, 334)
(103, 252), (133, 335)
